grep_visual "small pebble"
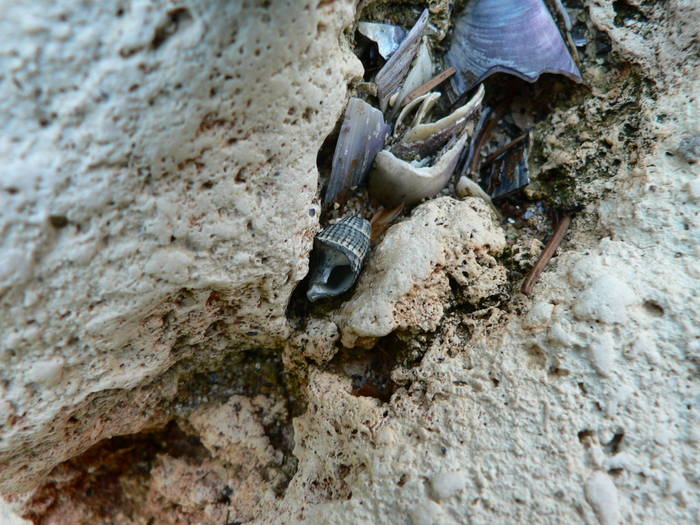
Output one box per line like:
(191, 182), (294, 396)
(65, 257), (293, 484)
(686, 179), (700, 203)
(589, 332), (616, 377)
(573, 275), (635, 324)
(584, 471), (621, 525)
(430, 470), (468, 500)
(25, 358), (64, 386)
(409, 500), (444, 525)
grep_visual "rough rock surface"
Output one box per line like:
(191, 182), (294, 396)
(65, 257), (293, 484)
(337, 197), (507, 348)
(0, 0), (360, 494)
(2, 1), (700, 525)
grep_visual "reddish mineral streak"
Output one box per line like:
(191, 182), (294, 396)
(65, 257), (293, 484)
(370, 203), (404, 244)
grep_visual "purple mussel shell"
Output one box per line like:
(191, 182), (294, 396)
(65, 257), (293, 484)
(447, 0), (582, 96)
(324, 98), (391, 205)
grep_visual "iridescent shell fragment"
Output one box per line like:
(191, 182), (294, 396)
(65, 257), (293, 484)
(357, 22), (407, 59)
(447, 0), (582, 96)
(324, 98), (390, 205)
(482, 137), (531, 200)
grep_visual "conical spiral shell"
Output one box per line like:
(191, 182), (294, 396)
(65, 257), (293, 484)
(315, 216), (371, 274)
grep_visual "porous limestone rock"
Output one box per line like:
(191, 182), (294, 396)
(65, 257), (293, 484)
(3, 0), (700, 524)
(0, 0), (361, 494)
(337, 197), (507, 348)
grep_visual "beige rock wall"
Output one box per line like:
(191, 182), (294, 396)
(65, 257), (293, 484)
(1, 0), (699, 524)
(0, 0), (360, 493)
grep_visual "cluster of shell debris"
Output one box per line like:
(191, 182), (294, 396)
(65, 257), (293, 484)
(307, 0), (585, 303)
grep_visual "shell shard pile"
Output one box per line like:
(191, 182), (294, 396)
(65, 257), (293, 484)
(370, 85), (484, 207)
(357, 22), (407, 59)
(375, 8), (429, 111)
(447, 0), (582, 96)
(324, 98), (390, 205)
(394, 84), (485, 159)
(312, 1), (583, 303)
(307, 217), (372, 302)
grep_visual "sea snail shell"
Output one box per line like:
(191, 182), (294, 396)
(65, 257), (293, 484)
(306, 216), (371, 302)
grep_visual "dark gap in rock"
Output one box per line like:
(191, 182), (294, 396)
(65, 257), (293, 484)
(172, 347), (305, 496)
(151, 8), (192, 50)
(21, 421), (208, 525)
(643, 300), (664, 317)
(48, 215), (68, 229)
(612, 0), (650, 27)
(577, 429), (594, 444)
(605, 431), (625, 454)
(327, 333), (417, 404)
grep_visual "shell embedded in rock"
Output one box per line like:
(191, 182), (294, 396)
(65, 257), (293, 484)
(324, 98), (390, 206)
(447, 0), (582, 96)
(307, 216), (371, 302)
(357, 22), (407, 59)
(370, 133), (468, 208)
(369, 85), (485, 207)
(375, 8), (429, 111)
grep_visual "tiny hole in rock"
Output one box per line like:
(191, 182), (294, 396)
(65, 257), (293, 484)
(577, 429), (594, 444)
(48, 215), (68, 228)
(643, 300), (664, 317)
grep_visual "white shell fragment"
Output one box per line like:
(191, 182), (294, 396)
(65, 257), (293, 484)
(456, 175), (497, 211)
(394, 91), (441, 135)
(307, 216), (371, 302)
(375, 9), (429, 111)
(403, 84), (485, 143)
(324, 98), (390, 205)
(369, 134), (468, 207)
(394, 38), (434, 108)
(357, 22), (407, 59)
(392, 84), (484, 160)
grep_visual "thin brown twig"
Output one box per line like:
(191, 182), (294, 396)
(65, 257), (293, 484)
(521, 215), (572, 296)
(400, 66), (457, 107)
(482, 133), (528, 166)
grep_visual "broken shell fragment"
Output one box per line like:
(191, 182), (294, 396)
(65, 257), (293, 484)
(394, 91), (441, 137)
(393, 84), (484, 160)
(447, 0), (582, 96)
(324, 98), (390, 205)
(402, 84), (484, 141)
(456, 175), (500, 215)
(394, 38), (434, 109)
(357, 22), (407, 60)
(369, 133), (468, 208)
(375, 8), (429, 112)
(307, 216), (371, 302)
(482, 135), (531, 199)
